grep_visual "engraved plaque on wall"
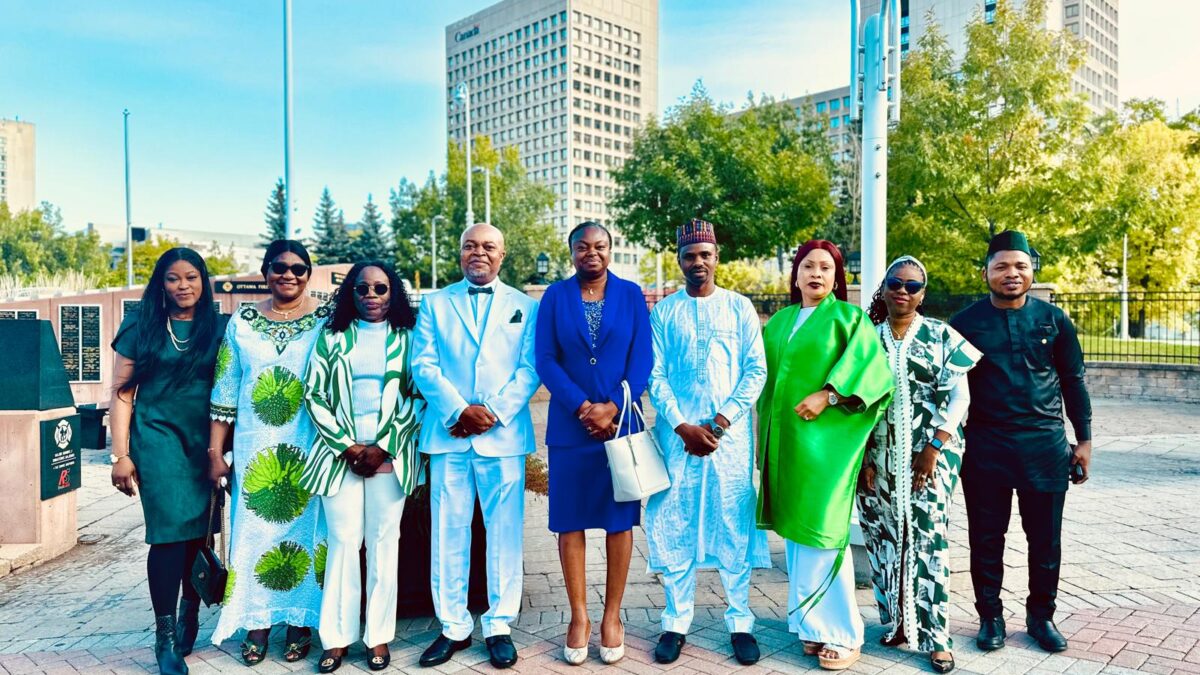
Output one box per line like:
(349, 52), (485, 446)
(80, 306), (101, 382)
(59, 305), (81, 381)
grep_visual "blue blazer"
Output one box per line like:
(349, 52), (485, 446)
(535, 272), (653, 447)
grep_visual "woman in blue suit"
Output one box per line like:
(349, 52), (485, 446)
(535, 221), (653, 666)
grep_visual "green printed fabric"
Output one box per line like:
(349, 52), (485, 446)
(208, 304), (330, 645)
(299, 320), (425, 496)
(857, 315), (982, 653)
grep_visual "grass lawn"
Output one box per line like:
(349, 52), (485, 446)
(1079, 334), (1200, 364)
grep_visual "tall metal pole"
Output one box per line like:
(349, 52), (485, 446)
(123, 109), (133, 287)
(432, 215), (445, 290)
(855, 0), (898, 309)
(1120, 233), (1130, 340)
(456, 83), (475, 228)
(484, 169), (491, 224)
(283, 0), (295, 239)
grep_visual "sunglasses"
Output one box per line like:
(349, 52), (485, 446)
(885, 277), (926, 294)
(269, 262), (311, 277)
(355, 282), (389, 297)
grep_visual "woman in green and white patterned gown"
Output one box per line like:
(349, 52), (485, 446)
(207, 240), (330, 665)
(858, 256), (981, 674)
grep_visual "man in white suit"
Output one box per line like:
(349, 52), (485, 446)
(411, 222), (540, 669)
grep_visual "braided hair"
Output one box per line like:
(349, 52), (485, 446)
(867, 258), (927, 325)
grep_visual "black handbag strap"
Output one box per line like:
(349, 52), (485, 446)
(204, 489), (226, 563)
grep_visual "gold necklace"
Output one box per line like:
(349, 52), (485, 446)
(270, 299), (304, 319)
(889, 317), (914, 340)
(166, 318), (190, 352)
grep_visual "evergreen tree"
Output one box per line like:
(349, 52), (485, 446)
(311, 187), (352, 263)
(260, 178), (288, 247)
(352, 194), (392, 262)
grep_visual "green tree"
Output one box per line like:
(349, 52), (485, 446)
(1061, 109), (1200, 292)
(104, 235), (241, 286)
(390, 136), (563, 288)
(610, 82), (835, 261)
(311, 188), (353, 264)
(887, 0), (1089, 292)
(260, 179), (288, 247)
(352, 195), (392, 262)
(389, 173), (446, 289)
(0, 201), (110, 279)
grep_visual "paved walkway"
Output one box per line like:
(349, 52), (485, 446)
(1, 399), (1198, 674)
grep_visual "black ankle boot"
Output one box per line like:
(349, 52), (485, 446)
(175, 598), (200, 656)
(155, 615), (189, 675)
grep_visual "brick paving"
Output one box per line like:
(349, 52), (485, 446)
(0, 398), (1198, 674)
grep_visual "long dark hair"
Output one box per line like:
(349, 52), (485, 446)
(327, 260), (416, 332)
(260, 239), (312, 277)
(120, 247), (220, 392)
(868, 258), (928, 325)
(789, 240), (848, 305)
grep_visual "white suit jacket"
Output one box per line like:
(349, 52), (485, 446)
(411, 279), (540, 457)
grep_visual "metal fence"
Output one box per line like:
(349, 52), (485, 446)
(1053, 292), (1200, 365)
(736, 290), (1199, 365)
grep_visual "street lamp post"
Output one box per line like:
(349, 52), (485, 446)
(431, 215), (445, 290)
(123, 109), (133, 287)
(536, 252), (550, 285)
(474, 166), (492, 224)
(455, 83), (475, 227)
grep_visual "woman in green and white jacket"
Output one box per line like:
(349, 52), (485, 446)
(299, 261), (424, 673)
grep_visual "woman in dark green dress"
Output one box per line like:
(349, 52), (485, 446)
(109, 248), (228, 675)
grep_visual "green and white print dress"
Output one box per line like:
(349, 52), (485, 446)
(209, 304), (331, 645)
(857, 315), (981, 653)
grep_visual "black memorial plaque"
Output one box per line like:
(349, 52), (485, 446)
(80, 306), (101, 382)
(59, 305), (80, 380)
(40, 415), (82, 500)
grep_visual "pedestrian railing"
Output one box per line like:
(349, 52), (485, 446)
(1053, 291), (1200, 365)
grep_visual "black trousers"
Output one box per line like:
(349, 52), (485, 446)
(962, 479), (1066, 621)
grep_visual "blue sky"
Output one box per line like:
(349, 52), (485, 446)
(2, 0), (1197, 238)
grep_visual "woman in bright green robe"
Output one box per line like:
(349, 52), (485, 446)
(757, 241), (893, 670)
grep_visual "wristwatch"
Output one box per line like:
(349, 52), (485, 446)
(928, 437), (944, 451)
(827, 391), (840, 407)
(711, 421), (726, 439)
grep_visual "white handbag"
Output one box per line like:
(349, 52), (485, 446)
(604, 381), (670, 502)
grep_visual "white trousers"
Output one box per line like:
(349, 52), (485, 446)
(784, 540), (864, 649)
(660, 558), (755, 634)
(318, 472), (406, 648)
(429, 450), (525, 640)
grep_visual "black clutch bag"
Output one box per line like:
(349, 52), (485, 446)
(191, 490), (229, 607)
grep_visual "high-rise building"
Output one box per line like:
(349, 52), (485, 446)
(784, 0), (1117, 170)
(0, 119), (36, 213)
(867, 0), (1117, 117)
(445, 0), (659, 282)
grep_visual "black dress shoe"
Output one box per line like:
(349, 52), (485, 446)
(367, 647), (390, 672)
(419, 635), (472, 667)
(317, 649), (343, 673)
(1027, 618), (1069, 653)
(731, 633), (760, 666)
(976, 617), (1007, 651)
(485, 635), (518, 669)
(654, 632), (686, 664)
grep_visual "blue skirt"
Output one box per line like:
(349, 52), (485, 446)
(548, 442), (640, 533)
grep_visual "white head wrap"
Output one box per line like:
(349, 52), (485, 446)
(887, 255), (927, 282)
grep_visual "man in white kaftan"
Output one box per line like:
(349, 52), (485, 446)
(645, 218), (770, 666)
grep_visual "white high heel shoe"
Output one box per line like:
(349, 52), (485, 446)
(563, 622), (590, 665)
(599, 625), (625, 665)
(562, 644), (588, 665)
